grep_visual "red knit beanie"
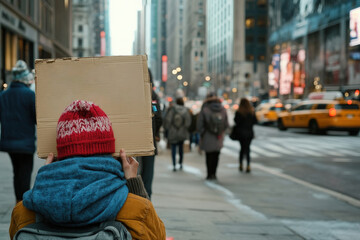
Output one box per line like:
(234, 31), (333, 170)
(56, 100), (115, 159)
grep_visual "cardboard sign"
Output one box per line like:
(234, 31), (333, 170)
(35, 55), (154, 158)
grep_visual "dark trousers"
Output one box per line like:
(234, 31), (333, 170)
(140, 155), (155, 199)
(9, 153), (34, 201)
(205, 151), (220, 179)
(239, 138), (252, 166)
(171, 141), (184, 167)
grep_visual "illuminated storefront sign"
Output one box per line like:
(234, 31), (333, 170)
(350, 7), (360, 47)
(279, 50), (292, 95)
(293, 49), (306, 95)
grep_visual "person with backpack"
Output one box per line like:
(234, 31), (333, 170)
(164, 97), (191, 171)
(232, 98), (257, 173)
(197, 92), (228, 180)
(9, 100), (166, 240)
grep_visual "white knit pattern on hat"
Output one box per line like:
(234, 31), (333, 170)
(57, 117), (112, 139)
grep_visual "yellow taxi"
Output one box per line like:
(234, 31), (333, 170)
(255, 102), (287, 125)
(277, 99), (360, 135)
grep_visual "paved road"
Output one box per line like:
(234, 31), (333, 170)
(1, 125), (359, 239)
(223, 124), (360, 200)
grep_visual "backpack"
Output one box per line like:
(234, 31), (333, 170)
(14, 220), (132, 240)
(206, 110), (225, 135)
(172, 108), (184, 129)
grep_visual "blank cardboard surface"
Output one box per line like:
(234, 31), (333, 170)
(35, 55), (154, 158)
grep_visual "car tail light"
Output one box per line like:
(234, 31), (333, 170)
(329, 108), (336, 117)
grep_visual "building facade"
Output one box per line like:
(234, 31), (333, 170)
(183, 0), (207, 99)
(72, 0), (110, 57)
(72, 0), (95, 57)
(0, 0), (72, 90)
(165, 0), (185, 97)
(207, 0), (267, 100)
(268, 0), (360, 100)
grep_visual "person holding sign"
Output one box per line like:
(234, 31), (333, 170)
(9, 100), (165, 240)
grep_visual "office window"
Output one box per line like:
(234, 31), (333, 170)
(257, 16), (267, 27)
(245, 18), (255, 28)
(78, 25), (83, 32)
(246, 36), (254, 42)
(78, 38), (83, 47)
(258, 36), (266, 44)
(257, 0), (266, 7)
(246, 55), (254, 61)
(258, 55), (265, 61)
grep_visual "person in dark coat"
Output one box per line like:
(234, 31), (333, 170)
(233, 98), (257, 173)
(197, 92), (228, 180)
(0, 60), (36, 203)
(139, 69), (162, 199)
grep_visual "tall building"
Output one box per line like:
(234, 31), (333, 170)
(72, 0), (95, 57)
(0, 0), (72, 89)
(268, 0), (360, 99)
(133, 1), (146, 55)
(147, 0), (161, 82)
(72, 0), (110, 57)
(165, 0), (185, 96)
(207, 0), (267, 99)
(183, 0), (207, 99)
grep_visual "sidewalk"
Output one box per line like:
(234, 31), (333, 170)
(152, 148), (305, 240)
(1, 147), (359, 240)
(152, 144), (360, 240)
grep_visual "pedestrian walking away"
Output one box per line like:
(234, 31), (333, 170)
(139, 68), (163, 200)
(164, 97), (191, 171)
(0, 60), (36, 203)
(231, 98), (257, 173)
(197, 92), (228, 180)
(9, 100), (166, 240)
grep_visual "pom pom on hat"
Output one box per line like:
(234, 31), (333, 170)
(56, 100), (115, 159)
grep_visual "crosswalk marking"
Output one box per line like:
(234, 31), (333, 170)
(260, 142), (296, 155)
(251, 145), (281, 157)
(224, 135), (359, 158)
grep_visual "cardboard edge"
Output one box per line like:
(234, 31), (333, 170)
(35, 55), (153, 159)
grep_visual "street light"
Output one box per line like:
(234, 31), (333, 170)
(183, 81), (188, 86)
(176, 67), (181, 72)
(205, 76), (211, 81)
(172, 69), (177, 75)
(177, 75), (183, 80)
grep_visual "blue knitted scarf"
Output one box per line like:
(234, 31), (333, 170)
(23, 155), (128, 226)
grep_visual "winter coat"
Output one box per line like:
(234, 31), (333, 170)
(151, 90), (163, 155)
(197, 98), (228, 152)
(9, 155), (166, 239)
(233, 111), (257, 140)
(0, 81), (36, 154)
(164, 105), (191, 144)
(10, 193), (166, 240)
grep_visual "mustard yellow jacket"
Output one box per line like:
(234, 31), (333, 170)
(9, 193), (166, 240)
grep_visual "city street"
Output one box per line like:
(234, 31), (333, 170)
(154, 124), (360, 239)
(1, 125), (360, 239)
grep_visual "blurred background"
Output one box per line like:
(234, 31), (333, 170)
(1, 0), (360, 104)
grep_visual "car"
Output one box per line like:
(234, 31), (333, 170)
(284, 99), (301, 111)
(255, 102), (287, 125)
(277, 99), (360, 135)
